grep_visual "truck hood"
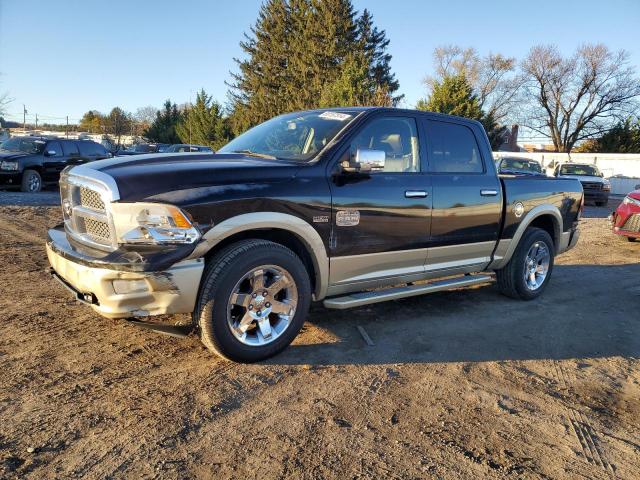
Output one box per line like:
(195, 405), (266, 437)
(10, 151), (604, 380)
(75, 153), (303, 202)
(0, 150), (30, 161)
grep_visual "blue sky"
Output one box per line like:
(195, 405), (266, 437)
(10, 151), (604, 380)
(1, 0), (639, 125)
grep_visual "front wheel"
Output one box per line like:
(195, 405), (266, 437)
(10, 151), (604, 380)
(194, 239), (311, 362)
(496, 227), (555, 300)
(21, 170), (42, 192)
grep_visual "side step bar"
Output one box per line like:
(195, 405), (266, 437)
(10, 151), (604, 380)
(323, 274), (493, 310)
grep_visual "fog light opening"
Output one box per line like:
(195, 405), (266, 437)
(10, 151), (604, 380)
(112, 279), (149, 295)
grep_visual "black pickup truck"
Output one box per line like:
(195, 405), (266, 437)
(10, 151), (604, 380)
(46, 108), (583, 362)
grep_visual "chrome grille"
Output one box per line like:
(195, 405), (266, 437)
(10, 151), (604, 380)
(60, 171), (116, 251)
(623, 214), (640, 232)
(81, 217), (112, 240)
(581, 181), (602, 191)
(79, 187), (105, 211)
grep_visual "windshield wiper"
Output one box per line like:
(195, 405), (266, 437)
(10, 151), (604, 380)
(229, 149), (277, 160)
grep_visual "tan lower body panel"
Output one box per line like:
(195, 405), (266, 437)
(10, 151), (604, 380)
(46, 244), (204, 319)
(327, 241), (496, 297)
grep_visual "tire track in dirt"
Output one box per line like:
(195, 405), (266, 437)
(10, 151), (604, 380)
(550, 360), (616, 478)
(0, 212), (48, 245)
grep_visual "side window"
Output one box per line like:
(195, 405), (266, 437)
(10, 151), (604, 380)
(426, 120), (483, 174)
(46, 141), (63, 157)
(78, 141), (105, 156)
(350, 116), (421, 173)
(62, 141), (79, 157)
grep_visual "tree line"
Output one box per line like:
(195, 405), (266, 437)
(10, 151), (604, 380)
(72, 0), (639, 153)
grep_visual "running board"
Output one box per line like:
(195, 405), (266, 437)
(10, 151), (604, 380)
(323, 274), (493, 310)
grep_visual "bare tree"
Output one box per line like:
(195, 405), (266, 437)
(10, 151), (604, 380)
(521, 44), (640, 152)
(134, 106), (157, 128)
(425, 45), (522, 122)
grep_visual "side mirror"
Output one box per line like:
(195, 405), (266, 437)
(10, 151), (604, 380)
(342, 148), (385, 173)
(45, 150), (57, 157)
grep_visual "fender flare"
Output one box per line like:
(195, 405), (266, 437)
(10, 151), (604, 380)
(490, 204), (562, 270)
(188, 212), (329, 300)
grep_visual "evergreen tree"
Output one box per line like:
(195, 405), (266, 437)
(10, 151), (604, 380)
(145, 100), (182, 144)
(591, 118), (640, 153)
(229, 0), (401, 135)
(319, 52), (392, 107)
(176, 89), (231, 149)
(356, 9), (401, 105)
(417, 74), (483, 119)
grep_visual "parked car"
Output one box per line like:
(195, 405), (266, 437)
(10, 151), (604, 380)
(553, 163), (610, 206)
(165, 144), (214, 153)
(115, 143), (170, 156)
(0, 137), (110, 192)
(496, 157), (544, 176)
(610, 190), (640, 242)
(46, 107), (583, 362)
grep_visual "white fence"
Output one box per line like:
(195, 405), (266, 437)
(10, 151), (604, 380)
(493, 152), (640, 195)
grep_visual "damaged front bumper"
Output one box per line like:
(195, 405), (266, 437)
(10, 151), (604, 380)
(46, 225), (204, 319)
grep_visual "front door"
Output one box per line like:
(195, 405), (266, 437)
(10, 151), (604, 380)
(328, 114), (432, 288)
(421, 118), (502, 271)
(42, 141), (66, 182)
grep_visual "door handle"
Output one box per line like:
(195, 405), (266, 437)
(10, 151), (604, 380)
(405, 190), (428, 198)
(480, 189), (498, 196)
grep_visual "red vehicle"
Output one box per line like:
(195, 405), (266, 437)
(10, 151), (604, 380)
(611, 190), (640, 242)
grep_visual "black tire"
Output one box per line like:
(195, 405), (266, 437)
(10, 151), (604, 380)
(194, 239), (311, 362)
(628, 237), (637, 243)
(20, 170), (42, 193)
(495, 227), (555, 300)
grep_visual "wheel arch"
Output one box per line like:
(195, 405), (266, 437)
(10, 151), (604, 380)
(188, 212), (329, 300)
(490, 204), (562, 270)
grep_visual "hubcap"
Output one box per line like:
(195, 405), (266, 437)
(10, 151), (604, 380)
(227, 265), (298, 346)
(524, 241), (550, 291)
(29, 175), (40, 192)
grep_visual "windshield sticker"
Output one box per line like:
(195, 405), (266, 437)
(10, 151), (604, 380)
(319, 111), (352, 121)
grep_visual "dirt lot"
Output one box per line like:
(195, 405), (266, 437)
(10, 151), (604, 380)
(0, 197), (638, 479)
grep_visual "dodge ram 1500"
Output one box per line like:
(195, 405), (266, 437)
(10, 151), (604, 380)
(47, 108), (583, 362)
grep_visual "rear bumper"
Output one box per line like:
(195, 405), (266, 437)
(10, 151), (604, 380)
(46, 231), (204, 319)
(558, 228), (580, 254)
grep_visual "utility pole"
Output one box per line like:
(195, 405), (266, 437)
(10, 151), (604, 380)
(66, 116), (69, 138)
(189, 89), (192, 145)
(35, 114), (38, 130)
(23, 105), (27, 132)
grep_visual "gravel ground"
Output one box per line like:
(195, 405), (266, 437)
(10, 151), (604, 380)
(0, 196), (638, 479)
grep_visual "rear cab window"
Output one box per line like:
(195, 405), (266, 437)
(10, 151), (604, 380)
(424, 120), (484, 174)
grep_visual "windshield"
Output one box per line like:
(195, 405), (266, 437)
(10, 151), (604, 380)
(218, 110), (355, 161)
(500, 158), (542, 174)
(560, 164), (600, 176)
(0, 137), (47, 154)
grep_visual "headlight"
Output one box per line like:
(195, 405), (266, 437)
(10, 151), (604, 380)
(602, 179), (611, 191)
(111, 202), (201, 245)
(623, 195), (640, 206)
(0, 161), (19, 171)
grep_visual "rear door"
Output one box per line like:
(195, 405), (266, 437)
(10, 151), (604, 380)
(421, 118), (502, 271)
(328, 113), (432, 287)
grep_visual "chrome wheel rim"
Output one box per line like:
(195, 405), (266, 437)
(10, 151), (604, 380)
(524, 241), (550, 291)
(28, 174), (40, 192)
(227, 264), (298, 346)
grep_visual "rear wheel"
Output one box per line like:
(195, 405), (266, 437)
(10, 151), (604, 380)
(628, 237), (637, 243)
(496, 227), (555, 300)
(194, 239), (311, 362)
(20, 170), (42, 192)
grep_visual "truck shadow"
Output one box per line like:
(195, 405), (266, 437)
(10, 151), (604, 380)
(268, 263), (640, 366)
